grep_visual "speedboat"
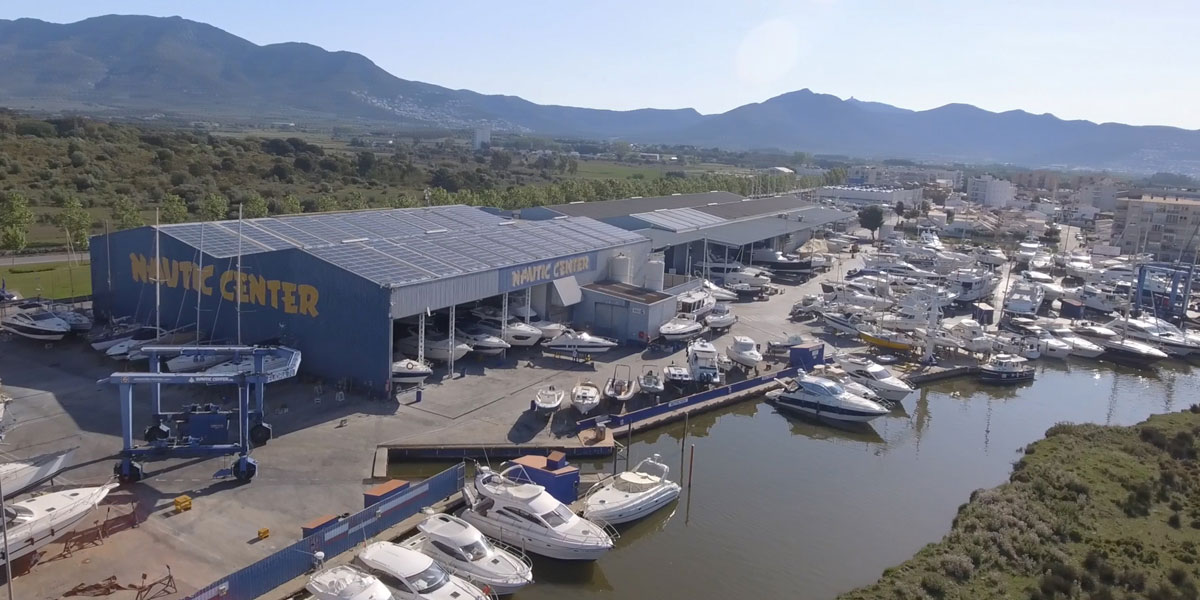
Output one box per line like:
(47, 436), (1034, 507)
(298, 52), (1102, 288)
(879, 304), (936, 331)
(1072, 321), (1119, 340)
(834, 355), (913, 402)
(0, 484), (116, 567)
(723, 267), (773, 288)
(659, 313), (703, 342)
(687, 339), (722, 384)
(398, 331), (473, 362)
(1029, 251), (1054, 272)
(675, 288), (716, 316)
(704, 303), (737, 330)
(1101, 337), (1167, 366)
(1046, 326), (1105, 358)
(973, 246), (1007, 266)
(1105, 317), (1200, 356)
(474, 317), (542, 347)
(662, 364), (691, 385)
(534, 385), (564, 415)
(392, 358), (434, 384)
(638, 369), (665, 395)
(725, 336), (762, 369)
(700, 279), (738, 302)
(355, 542), (491, 600)
(1014, 240), (1041, 265)
(17, 301), (93, 333)
(203, 347), (301, 376)
(582, 454), (681, 525)
(459, 464), (615, 560)
(750, 249), (812, 274)
(695, 256), (743, 275)
(856, 324), (916, 352)
(1065, 261), (1100, 281)
(1003, 281), (1045, 317)
(542, 330), (618, 355)
(306, 565), (392, 600)
(946, 319), (994, 353)
(979, 354), (1035, 384)
(1, 310), (71, 341)
(398, 513), (533, 595)
(945, 269), (999, 303)
(1064, 285), (1125, 313)
(820, 310), (867, 336)
(604, 365), (638, 402)
(918, 229), (944, 250)
(769, 375), (889, 423)
(0, 448), (76, 499)
(571, 381), (601, 414)
(456, 325), (511, 356)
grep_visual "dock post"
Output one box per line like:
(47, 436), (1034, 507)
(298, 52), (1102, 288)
(679, 412), (688, 479)
(687, 443), (695, 491)
(626, 423), (633, 471)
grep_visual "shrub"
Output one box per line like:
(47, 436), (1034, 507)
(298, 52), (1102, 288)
(939, 554), (975, 582)
(1141, 427), (1169, 449)
(920, 573), (949, 598)
(1169, 513), (1182, 529)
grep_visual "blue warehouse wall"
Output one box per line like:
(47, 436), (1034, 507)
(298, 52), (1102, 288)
(90, 229), (393, 389)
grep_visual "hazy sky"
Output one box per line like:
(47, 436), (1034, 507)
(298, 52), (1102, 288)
(5, 0), (1198, 129)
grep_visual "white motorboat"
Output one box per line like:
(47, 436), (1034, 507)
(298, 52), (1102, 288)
(105, 325), (193, 359)
(979, 354), (1035, 384)
(355, 542), (491, 600)
(1030, 251), (1055, 272)
(992, 334), (1042, 359)
(1141, 317), (1200, 349)
(1023, 271), (1054, 284)
(1004, 318), (1072, 359)
(973, 246), (1007, 266)
(398, 331), (473, 362)
(662, 364), (691, 385)
(675, 288), (716, 316)
(1064, 285), (1125, 313)
(603, 365), (638, 402)
(687, 339), (722, 385)
(1, 310), (71, 341)
(822, 287), (893, 312)
(770, 375), (890, 423)
(542, 330), (618, 355)
(497, 303), (568, 339)
(0, 483), (116, 567)
(1104, 317), (1200, 356)
(571, 381), (601, 414)
(203, 347), (301, 376)
(1003, 281), (1045, 317)
(534, 385), (564, 415)
(945, 268), (999, 303)
(878, 304), (936, 331)
(392, 358), (434, 385)
(750, 249), (813, 274)
(699, 279), (738, 302)
(456, 325), (511, 356)
(638, 369), (665, 395)
(474, 317), (542, 347)
(1065, 261), (1100, 281)
(704, 303), (737, 330)
(0, 448), (76, 499)
(833, 355), (913, 402)
(1046, 326), (1105, 358)
(1071, 321), (1119, 340)
(723, 267), (772, 288)
(1014, 240), (1041, 265)
(20, 301), (92, 333)
(582, 454), (681, 525)
(659, 313), (703, 341)
(1098, 264), (1136, 285)
(460, 464), (615, 561)
(918, 229), (944, 250)
(398, 513), (533, 595)
(1101, 337), (1168, 366)
(946, 319), (995, 353)
(896, 284), (957, 309)
(307, 565), (393, 600)
(820, 310), (867, 336)
(695, 256), (743, 274)
(726, 336), (762, 369)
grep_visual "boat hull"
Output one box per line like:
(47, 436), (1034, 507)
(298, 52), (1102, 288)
(583, 485), (681, 525)
(773, 396), (888, 423)
(978, 368), (1035, 384)
(859, 333), (914, 352)
(544, 343), (615, 355)
(458, 510), (611, 561)
(1102, 347), (1165, 366)
(2, 322), (68, 341)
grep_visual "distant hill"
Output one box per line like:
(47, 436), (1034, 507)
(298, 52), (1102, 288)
(2, 15), (1199, 173)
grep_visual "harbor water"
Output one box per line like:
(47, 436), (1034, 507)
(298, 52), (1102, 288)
(389, 358), (1198, 599)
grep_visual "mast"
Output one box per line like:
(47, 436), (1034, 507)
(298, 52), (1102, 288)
(104, 220), (112, 305)
(155, 209), (161, 333)
(196, 220), (204, 343)
(236, 204), (243, 345)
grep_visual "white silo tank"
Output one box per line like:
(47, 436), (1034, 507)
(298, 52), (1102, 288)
(645, 260), (665, 291)
(609, 253), (632, 284)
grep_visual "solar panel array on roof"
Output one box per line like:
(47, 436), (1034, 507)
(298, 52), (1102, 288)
(631, 207), (727, 231)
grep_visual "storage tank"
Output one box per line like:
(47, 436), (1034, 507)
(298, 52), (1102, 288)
(645, 260), (665, 291)
(609, 253), (632, 284)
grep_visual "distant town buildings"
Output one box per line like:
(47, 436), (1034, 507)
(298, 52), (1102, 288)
(1008, 170), (1059, 191)
(472, 127), (491, 150)
(966, 175), (1014, 208)
(1112, 195), (1200, 260)
(1072, 178), (1123, 211)
(792, 166), (829, 178)
(847, 165), (963, 189)
(814, 185), (922, 207)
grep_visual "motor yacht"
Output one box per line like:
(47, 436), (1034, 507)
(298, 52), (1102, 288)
(355, 542), (491, 600)
(1029, 252), (1055, 272)
(1003, 281), (1045, 317)
(992, 334), (1041, 359)
(946, 319), (995, 353)
(542, 330), (618, 355)
(896, 284), (957, 309)
(1099, 264), (1136, 285)
(918, 229), (944, 250)
(863, 257), (940, 280)
(638, 369), (665, 395)
(0, 484), (116, 567)
(398, 513), (533, 595)
(822, 287), (893, 312)
(1065, 261), (1100, 281)
(16, 301), (93, 333)
(1015, 240), (1041, 265)
(582, 454), (681, 525)
(1046, 326), (1105, 358)
(571, 381), (601, 414)
(1002, 318), (1071, 359)
(1101, 337), (1168, 366)
(769, 375), (890, 423)
(1104, 317), (1200, 356)
(392, 358), (434, 385)
(973, 246), (1007, 267)
(0, 448), (76, 499)
(474, 317), (542, 347)
(534, 385), (564, 415)
(659, 313), (704, 342)
(749, 249), (812, 274)
(1140, 317), (1200, 348)
(979, 354), (1035, 384)
(694, 256), (743, 275)
(699, 279), (738, 302)
(833, 355), (913, 402)
(704, 303), (737, 330)
(1023, 271), (1054, 284)
(1, 310), (71, 341)
(459, 464), (615, 560)
(604, 365), (637, 402)
(879, 304), (936, 331)
(1071, 321), (1119, 340)
(455, 325), (511, 356)
(1065, 285), (1126, 313)
(723, 267), (773, 288)
(687, 339), (722, 384)
(306, 565), (392, 600)
(676, 288), (716, 316)
(726, 336), (762, 369)
(945, 268), (998, 303)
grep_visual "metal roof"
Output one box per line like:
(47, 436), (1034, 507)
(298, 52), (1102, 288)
(629, 207), (726, 232)
(633, 207), (855, 249)
(538, 191), (744, 220)
(692, 195), (811, 220)
(157, 205), (646, 288)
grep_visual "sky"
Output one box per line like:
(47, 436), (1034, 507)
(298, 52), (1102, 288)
(4, 0), (1200, 129)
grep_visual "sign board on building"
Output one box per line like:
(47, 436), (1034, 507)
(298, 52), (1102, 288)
(498, 252), (598, 293)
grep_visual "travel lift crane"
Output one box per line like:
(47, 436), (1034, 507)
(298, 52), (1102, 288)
(102, 345), (301, 484)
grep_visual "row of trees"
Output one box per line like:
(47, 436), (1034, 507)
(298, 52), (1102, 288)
(1, 191), (90, 252)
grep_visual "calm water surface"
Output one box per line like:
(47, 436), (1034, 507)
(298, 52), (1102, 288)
(392, 359), (1198, 599)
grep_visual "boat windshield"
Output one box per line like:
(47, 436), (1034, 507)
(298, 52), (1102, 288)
(865, 364), (889, 379)
(460, 539), (491, 561)
(540, 504), (574, 527)
(407, 563), (450, 593)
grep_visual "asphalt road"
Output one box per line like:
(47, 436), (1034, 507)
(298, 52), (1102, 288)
(1, 252), (78, 266)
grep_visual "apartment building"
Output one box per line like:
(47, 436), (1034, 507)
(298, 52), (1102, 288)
(966, 175), (1014, 208)
(1009, 170), (1059, 191)
(814, 185), (923, 207)
(1112, 195), (1200, 260)
(1072, 178), (1124, 211)
(847, 165), (963, 189)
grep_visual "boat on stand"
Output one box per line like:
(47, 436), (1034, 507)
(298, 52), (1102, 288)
(603, 364), (638, 403)
(534, 385), (564, 416)
(571, 380), (602, 414)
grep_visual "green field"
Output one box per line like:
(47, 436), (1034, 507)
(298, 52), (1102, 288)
(0, 261), (92, 299)
(573, 160), (667, 180)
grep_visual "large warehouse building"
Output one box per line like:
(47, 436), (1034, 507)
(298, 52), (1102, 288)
(90, 205), (651, 389)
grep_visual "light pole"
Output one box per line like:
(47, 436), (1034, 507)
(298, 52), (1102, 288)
(1, 471), (13, 600)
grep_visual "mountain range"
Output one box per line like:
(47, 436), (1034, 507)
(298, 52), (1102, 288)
(2, 14), (1198, 174)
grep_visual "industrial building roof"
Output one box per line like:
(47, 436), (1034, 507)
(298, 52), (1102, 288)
(157, 205), (646, 288)
(633, 206), (854, 249)
(690, 195), (809, 220)
(538, 191), (744, 220)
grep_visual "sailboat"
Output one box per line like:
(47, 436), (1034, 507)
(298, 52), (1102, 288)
(166, 221), (228, 372)
(0, 483), (117, 567)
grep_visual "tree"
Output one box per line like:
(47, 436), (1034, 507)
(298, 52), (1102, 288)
(356, 151), (376, 176)
(567, 158), (579, 175)
(857, 205), (885, 240)
(792, 151), (812, 165)
(275, 193), (302, 215)
(160, 193), (189, 224)
(242, 193), (269, 219)
(56, 196), (91, 249)
(920, 200), (931, 216)
(198, 193), (230, 221)
(894, 201), (906, 217)
(111, 197), (143, 230)
(342, 190), (367, 210)
(489, 150), (512, 171)
(1, 226), (26, 260)
(946, 209), (956, 225)
(313, 194), (339, 213)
